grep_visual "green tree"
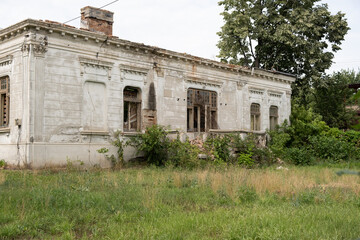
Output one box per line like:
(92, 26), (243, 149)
(312, 70), (360, 129)
(217, 0), (349, 101)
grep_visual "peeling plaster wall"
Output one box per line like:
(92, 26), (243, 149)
(0, 20), (294, 168)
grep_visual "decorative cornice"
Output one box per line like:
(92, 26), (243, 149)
(185, 76), (222, 88)
(21, 32), (48, 57)
(237, 80), (247, 90)
(0, 19), (296, 84)
(79, 57), (113, 80)
(119, 64), (149, 76)
(79, 57), (114, 68)
(268, 91), (283, 98)
(249, 88), (265, 95)
(0, 55), (13, 67)
(119, 64), (150, 84)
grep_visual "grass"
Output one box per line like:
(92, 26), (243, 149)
(1, 165), (360, 239)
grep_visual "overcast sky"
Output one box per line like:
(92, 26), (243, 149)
(1, 0), (359, 74)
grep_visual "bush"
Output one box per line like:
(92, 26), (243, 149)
(232, 134), (274, 167)
(237, 153), (254, 167)
(267, 123), (291, 157)
(285, 147), (315, 165)
(0, 159), (6, 168)
(205, 134), (231, 163)
(167, 135), (202, 169)
(309, 135), (356, 162)
(127, 125), (170, 166)
(288, 104), (329, 146)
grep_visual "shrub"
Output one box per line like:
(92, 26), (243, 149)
(232, 133), (274, 167)
(267, 123), (291, 157)
(0, 159), (6, 168)
(284, 147), (315, 165)
(237, 153), (254, 167)
(288, 104), (329, 146)
(309, 135), (355, 162)
(167, 135), (202, 169)
(205, 134), (231, 163)
(127, 125), (170, 166)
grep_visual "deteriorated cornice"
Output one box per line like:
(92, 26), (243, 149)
(0, 19), (296, 84)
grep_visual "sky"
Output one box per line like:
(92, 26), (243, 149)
(0, 0), (359, 74)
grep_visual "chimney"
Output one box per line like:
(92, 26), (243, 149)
(81, 6), (114, 36)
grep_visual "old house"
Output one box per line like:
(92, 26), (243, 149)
(0, 7), (295, 168)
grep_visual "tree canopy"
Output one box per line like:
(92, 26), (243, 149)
(312, 70), (360, 129)
(217, 0), (349, 99)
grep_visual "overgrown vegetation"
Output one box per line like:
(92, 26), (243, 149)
(311, 69), (360, 129)
(268, 104), (360, 165)
(1, 167), (360, 239)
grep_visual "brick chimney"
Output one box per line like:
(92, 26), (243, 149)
(81, 6), (114, 36)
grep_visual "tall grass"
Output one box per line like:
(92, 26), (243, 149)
(0, 166), (360, 239)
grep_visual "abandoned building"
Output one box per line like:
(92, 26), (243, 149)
(0, 6), (295, 167)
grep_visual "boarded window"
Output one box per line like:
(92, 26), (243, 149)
(187, 88), (217, 132)
(269, 106), (278, 130)
(123, 87), (141, 132)
(83, 82), (107, 130)
(250, 103), (260, 131)
(0, 76), (10, 127)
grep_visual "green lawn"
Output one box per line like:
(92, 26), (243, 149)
(1, 166), (360, 239)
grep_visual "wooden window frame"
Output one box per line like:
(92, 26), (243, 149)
(123, 86), (141, 132)
(187, 88), (217, 133)
(269, 105), (278, 131)
(0, 76), (10, 128)
(250, 103), (261, 131)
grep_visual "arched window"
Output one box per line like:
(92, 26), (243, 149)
(250, 103), (260, 131)
(0, 76), (10, 127)
(269, 106), (278, 130)
(123, 86), (141, 132)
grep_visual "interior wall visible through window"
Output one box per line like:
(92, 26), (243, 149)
(187, 88), (217, 132)
(123, 86), (141, 132)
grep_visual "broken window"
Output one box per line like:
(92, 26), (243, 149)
(250, 103), (260, 131)
(0, 76), (9, 128)
(123, 86), (141, 132)
(269, 106), (278, 131)
(187, 88), (217, 132)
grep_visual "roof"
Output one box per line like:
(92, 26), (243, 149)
(0, 19), (296, 84)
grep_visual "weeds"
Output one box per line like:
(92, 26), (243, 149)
(1, 166), (360, 239)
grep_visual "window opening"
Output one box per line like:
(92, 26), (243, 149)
(269, 106), (278, 131)
(0, 76), (9, 127)
(123, 87), (141, 132)
(187, 88), (217, 132)
(250, 103), (260, 131)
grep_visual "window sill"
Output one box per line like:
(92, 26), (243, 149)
(122, 131), (142, 137)
(80, 130), (109, 136)
(0, 127), (10, 133)
(209, 129), (266, 134)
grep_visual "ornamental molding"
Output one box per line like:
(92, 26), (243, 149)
(0, 55), (13, 67)
(1, 19), (296, 83)
(79, 57), (114, 80)
(249, 88), (265, 95)
(21, 32), (48, 57)
(119, 64), (149, 76)
(268, 91), (283, 98)
(236, 80), (247, 90)
(119, 64), (150, 83)
(185, 75), (223, 88)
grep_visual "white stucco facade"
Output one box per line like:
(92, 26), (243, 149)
(0, 18), (295, 168)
